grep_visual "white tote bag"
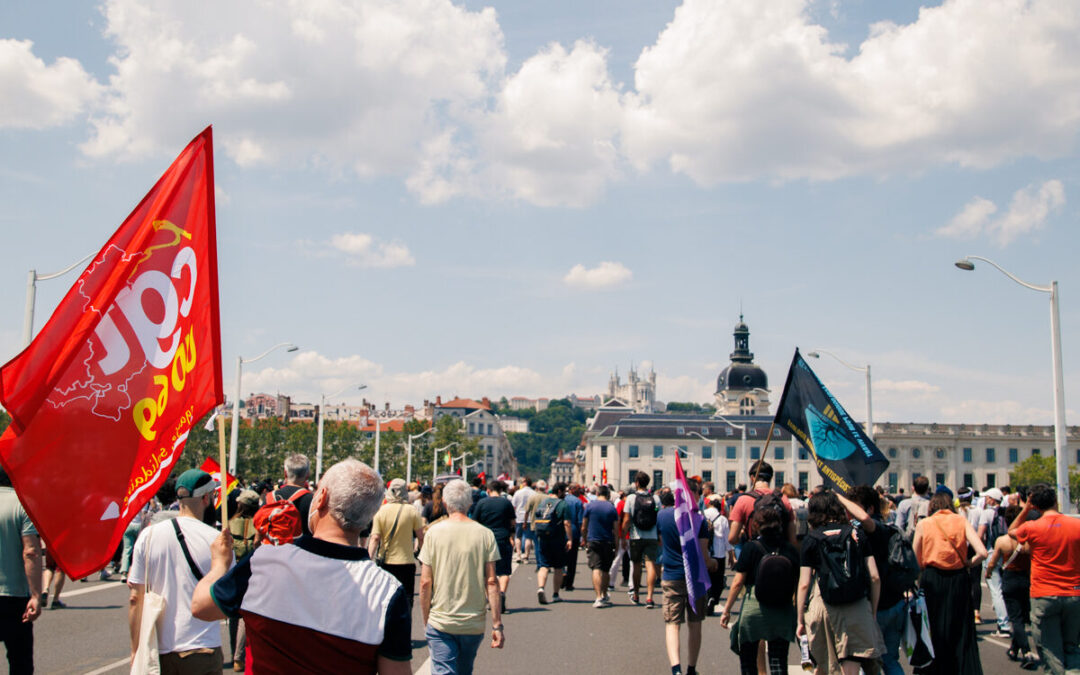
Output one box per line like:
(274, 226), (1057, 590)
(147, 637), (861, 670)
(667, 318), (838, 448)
(130, 589), (165, 675)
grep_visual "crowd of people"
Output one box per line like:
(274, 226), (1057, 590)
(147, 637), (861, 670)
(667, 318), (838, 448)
(1, 453), (1079, 674)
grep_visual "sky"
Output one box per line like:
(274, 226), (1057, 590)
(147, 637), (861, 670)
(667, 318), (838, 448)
(2, 0), (1078, 427)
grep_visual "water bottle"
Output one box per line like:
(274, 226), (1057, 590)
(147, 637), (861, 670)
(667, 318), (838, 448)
(799, 634), (813, 670)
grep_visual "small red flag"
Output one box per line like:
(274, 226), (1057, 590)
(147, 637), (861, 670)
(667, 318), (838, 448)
(200, 456), (237, 508)
(601, 461), (607, 485)
(0, 127), (223, 578)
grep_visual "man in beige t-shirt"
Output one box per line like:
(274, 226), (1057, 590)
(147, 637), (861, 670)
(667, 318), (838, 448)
(419, 479), (504, 673)
(369, 479), (424, 613)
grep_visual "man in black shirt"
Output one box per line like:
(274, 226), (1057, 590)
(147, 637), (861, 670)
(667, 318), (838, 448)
(471, 480), (516, 613)
(273, 454), (314, 537)
(842, 487), (905, 675)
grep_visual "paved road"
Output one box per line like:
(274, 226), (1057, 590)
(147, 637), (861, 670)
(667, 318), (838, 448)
(30, 559), (1022, 674)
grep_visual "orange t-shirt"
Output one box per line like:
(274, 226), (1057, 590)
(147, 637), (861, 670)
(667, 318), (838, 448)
(916, 511), (968, 570)
(1015, 513), (1080, 598)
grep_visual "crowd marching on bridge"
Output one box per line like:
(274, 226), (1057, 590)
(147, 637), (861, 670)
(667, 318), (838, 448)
(1, 451), (1079, 675)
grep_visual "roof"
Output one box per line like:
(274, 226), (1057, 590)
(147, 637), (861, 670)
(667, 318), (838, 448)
(437, 397), (491, 411)
(590, 413), (791, 442)
(358, 419), (430, 433)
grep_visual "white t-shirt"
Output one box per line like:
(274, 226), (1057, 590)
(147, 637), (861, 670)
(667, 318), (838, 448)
(128, 516), (225, 654)
(703, 507), (732, 558)
(511, 487), (534, 523)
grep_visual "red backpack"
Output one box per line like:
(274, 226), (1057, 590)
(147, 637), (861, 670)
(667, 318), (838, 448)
(253, 489), (309, 545)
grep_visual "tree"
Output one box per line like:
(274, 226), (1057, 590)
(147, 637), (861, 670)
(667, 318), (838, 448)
(0, 409), (9, 435)
(666, 401), (717, 414)
(1009, 455), (1057, 490)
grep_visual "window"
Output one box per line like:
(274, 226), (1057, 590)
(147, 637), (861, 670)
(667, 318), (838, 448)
(1008, 448), (1018, 463)
(887, 472), (898, 491)
(986, 447), (996, 463)
(935, 448), (945, 460)
(628, 469), (638, 486)
(935, 472), (946, 486)
(749, 428), (758, 437)
(775, 447), (785, 461)
(726, 446), (737, 460)
(726, 471), (737, 492)
(751, 446), (760, 460)
(702, 470), (712, 483)
(1032, 448), (1041, 457)
(986, 473), (997, 488)
(774, 428), (782, 438)
(701, 427), (709, 435)
(912, 448), (921, 459)
(963, 473), (974, 488)
(468, 422), (475, 434)
(487, 424), (493, 435)
(600, 445), (608, 458)
(629, 444), (639, 458)
(798, 471), (809, 493)
(775, 471), (785, 486)
(962, 448), (972, 463)
(725, 427), (734, 437)
(653, 470), (664, 488)
(799, 447), (809, 461)
(888, 447), (897, 458)
(676, 426), (685, 435)
(678, 446), (689, 459)
(913, 472), (922, 481)
(702, 445), (713, 460)
(1076, 448), (1080, 465)
(653, 445), (663, 458)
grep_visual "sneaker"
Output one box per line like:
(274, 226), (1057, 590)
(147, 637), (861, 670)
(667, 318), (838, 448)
(550, 594), (562, 603)
(629, 589), (640, 605)
(537, 588), (548, 605)
(989, 630), (1012, 639)
(40, 592), (47, 606)
(645, 599), (656, 609)
(99, 570), (110, 581)
(593, 598), (606, 608)
(601, 596), (613, 607)
(1020, 653), (1039, 671)
(607, 584), (615, 591)
(49, 600), (66, 610)
(602, 592), (611, 603)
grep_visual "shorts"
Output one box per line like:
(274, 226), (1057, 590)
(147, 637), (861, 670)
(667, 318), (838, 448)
(662, 579), (706, 624)
(629, 538), (660, 564)
(515, 523), (525, 540)
(495, 540), (513, 576)
(586, 541), (616, 571)
(535, 537), (567, 570)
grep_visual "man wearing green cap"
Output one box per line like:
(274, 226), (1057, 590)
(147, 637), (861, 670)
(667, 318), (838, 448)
(128, 469), (233, 674)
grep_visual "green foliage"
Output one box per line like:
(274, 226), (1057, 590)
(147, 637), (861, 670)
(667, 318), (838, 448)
(508, 402), (588, 478)
(666, 401), (717, 414)
(1008, 455), (1057, 490)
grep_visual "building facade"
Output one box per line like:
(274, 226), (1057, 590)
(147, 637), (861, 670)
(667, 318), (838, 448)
(607, 364), (660, 413)
(434, 397), (519, 479)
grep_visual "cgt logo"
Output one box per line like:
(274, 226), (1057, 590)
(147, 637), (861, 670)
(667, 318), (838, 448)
(94, 221), (197, 378)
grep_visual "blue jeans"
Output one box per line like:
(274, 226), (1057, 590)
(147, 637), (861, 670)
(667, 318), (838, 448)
(877, 599), (907, 675)
(426, 625), (483, 675)
(984, 560), (1011, 632)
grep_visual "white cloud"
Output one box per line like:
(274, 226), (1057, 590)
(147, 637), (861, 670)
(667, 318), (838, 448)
(623, 0), (1080, 183)
(330, 233), (415, 268)
(0, 39), (101, 129)
(874, 379), (941, 394)
(936, 180), (1065, 245)
(563, 261), (632, 290)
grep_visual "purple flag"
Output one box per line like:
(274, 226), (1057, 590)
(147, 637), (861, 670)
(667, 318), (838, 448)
(673, 454), (710, 613)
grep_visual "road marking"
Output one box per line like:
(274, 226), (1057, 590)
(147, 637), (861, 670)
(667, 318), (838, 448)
(414, 657), (432, 675)
(83, 657), (128, 675)
(981, 635), (1011, 649)
(58, 581), (127, 599)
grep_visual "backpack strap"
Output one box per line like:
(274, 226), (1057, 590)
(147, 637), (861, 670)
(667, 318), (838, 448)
(171, 519), (204, 581)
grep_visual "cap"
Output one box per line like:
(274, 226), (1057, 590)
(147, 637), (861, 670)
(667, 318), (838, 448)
(983, 488), (1004, 503)
(176, 469), (216, 499)
(958, 487), (974, 501)
(421, 485), (433, 496)
(935, 484), (954, 499)
(236, 489), (261, 509)
(388, 478), (408, 502)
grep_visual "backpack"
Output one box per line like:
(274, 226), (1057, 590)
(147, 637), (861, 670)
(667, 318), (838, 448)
(253, 489), (309, 545)
(882, 523), (920, 595)
(984, 506), (1007, 548)
(904, 498), (929, 541)
(794, 502), (809, 538)
(815, 524), (870, 605)
(532, 497), (563, 538)
(752, 539), (796, 607)
(751, 490), (791, 534)
(631, 493), (658, 532)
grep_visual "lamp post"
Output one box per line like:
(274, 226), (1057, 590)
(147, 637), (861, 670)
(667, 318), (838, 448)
(406, 425), (436, 485)
(22, 251), (95, 346)
(807, 349), (874, 442)
(229, 343), (299, 475)
(955, 255), (1070, 512)
(433, 442), (460, 483)
(316, 384), (366, 482)
(687, 431), (719, 485)
(373, 413), (407, 476)
(712, 413), (748, 481)
(668, 445), (697, 480)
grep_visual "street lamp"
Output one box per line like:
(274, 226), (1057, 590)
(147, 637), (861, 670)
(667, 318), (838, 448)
(687, 431), (718, 484)
(668, 445), (697, 479)
(406, 424), (436, 485)
(955, 255), (1070, 512)
(316, 384), (366, 482)
(712, 413), (749, 480)
(452, 452), (473, 481)
(807, 349), (874, 442)
(229, 343), (299, 475)
(22, 251), (95, 346)
(432, 442), (460, 483)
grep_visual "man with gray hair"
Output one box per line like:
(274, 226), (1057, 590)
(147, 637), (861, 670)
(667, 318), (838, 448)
(419, 479), (503, 674)
(192, 459), (411, 674)
(273, 453), (313, 537)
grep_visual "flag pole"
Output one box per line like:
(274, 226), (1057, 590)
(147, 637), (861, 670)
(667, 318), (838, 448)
(751, 421), (777, 486)
(217, 413), (228, 532)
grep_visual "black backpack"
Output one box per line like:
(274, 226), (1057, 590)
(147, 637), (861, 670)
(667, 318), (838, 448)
(882, 524), (920, 595)
(632, 493), (658, 531)
(815, 524), (870, 605)
(752, 539), (796, 608)
(752, 490), (791, 532)
(984, 506), (1007, 548)
(533, 497), (562, 537)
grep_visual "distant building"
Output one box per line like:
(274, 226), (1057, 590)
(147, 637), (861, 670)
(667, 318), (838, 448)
(498, 416), (530, 433)
(567, 394), (603, 412)
(549, 451), (577, 485)
(607, 364), (660, 413)
(243, 393), (291, 420)
(508, 396), (549, 412)
(713, 315), (770, 416)
(434, 396), (519, 479)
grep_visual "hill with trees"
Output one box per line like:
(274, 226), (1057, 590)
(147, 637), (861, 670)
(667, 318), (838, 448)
(495, 398), (587, 478)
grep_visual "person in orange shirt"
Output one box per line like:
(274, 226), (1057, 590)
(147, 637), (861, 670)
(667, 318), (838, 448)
(912, 488), (987, 675)
(1009, 483), (1080, 675)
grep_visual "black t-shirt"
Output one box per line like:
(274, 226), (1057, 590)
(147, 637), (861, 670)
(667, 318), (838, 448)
(422, 502), (447, 522)
(800, 523), (872, 569)
(864, 518), (904, 609)
(734, 535), (800, 587)
(273, 485), (313, 537)
(472, 495), (515, 543)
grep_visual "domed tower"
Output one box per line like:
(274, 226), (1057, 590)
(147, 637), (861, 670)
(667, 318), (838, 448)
(714, 315), (770, 415)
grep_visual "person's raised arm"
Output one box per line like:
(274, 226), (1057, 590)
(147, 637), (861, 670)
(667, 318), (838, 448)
(836, 492), (875, 533)
(1008, 499), (1033, 539)
(191, 530), (234, 621)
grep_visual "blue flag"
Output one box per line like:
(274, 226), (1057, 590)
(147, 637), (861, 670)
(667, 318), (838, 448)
(673, 454), (710, 613)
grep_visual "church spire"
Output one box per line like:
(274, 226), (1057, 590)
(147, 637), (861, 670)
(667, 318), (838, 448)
(730, 315), (753, 363)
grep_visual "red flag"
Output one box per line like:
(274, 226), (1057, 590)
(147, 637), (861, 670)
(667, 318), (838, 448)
(601, 461), (608, 485)
(200, 456), (237, 508)
(0, 127), (222, 578)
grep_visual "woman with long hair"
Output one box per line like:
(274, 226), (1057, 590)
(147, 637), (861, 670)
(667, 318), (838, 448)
(720, 495), (799, 674)
(422, 482), (448, 527)
(796, 491), (883, 675)
(912, 491), (987, 674)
